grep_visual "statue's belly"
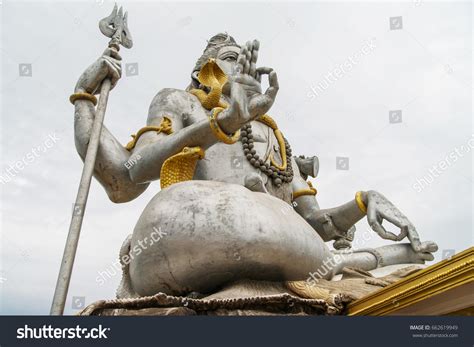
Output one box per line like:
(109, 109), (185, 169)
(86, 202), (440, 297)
(128, 180), (332, 296)
(194, 141), (259, 183)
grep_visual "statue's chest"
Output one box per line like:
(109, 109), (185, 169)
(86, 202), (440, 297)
(197, 121), (283, 173)
(194, 120), (293, 203)
(246, 121), (276, 160)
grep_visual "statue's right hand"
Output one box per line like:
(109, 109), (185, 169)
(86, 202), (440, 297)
(220, 40), (278, 133)
(74, 47), (122, 94)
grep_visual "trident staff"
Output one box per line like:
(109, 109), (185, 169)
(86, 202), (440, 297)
(50, 4), (133, 315)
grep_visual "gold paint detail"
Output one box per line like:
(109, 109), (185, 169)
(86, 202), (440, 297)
(347, 247), (474, 316)
(257, 114), (278, 130)
(69, 92), (97, 106)
(355, 191), (367, 214)
(125, 116), (173, 151)
(257, 115), (287, 170)
(293, 181), (317, 200)
(209, 107), (240, 144)
(160, 146), (205, 189)
(190, 59), (228, 110)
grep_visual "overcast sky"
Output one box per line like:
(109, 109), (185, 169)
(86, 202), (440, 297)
(1, 0), (472, 315)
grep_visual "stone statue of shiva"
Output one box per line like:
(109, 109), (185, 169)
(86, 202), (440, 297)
(70, 33), (438, 297)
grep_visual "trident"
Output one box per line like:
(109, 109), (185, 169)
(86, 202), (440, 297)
(50, 4), (133, 315)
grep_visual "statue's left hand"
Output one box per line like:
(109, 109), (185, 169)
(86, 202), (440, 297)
(365, 190), (438, 254)
(233, 40), (279, 118)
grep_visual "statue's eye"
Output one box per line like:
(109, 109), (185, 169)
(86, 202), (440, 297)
(224, 56), (236, 62)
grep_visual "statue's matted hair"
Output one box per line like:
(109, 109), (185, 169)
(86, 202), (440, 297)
(193, 33), (240, 73)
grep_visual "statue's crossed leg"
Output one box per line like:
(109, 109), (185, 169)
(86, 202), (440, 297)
(117, 180), (432, 298)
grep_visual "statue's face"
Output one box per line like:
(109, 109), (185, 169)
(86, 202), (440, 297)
(215, 46), (241, 77)
(191, 45), (241, 94)
(212, 46), (240, 95)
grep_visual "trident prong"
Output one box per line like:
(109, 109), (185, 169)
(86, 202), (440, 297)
(99, 3), (133, 50)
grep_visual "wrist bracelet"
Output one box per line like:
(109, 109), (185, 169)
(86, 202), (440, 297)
(69, 92), (97, 106)
(355, 191), (367, 214)
(209, 107), (240, 144)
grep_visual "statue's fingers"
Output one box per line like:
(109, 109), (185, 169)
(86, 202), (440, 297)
(110, 50), (122, 61)
(257, 66), (273, 75)
(103, 47), (122, 61)
(264, 70), (279, 100)
(406, 225), (422, 252)
(249, 40), (259, 78)
(239, 46), (250, 75)
(243, 60), (250, 76)
(249, 59), (257, 78)
(367, 208), (397, 241)
(102, 47), (113, 57)
(103, 56), (122, 77)
(252, 39), (260, 51)
(378, 211), (408, 241)
(246, 41), (252, 56)
(243, 42), (252, 74)
(373, 222), (398, 241)
(103, 60), (121, 86)
(396, 225), (409, 241)
(103, 55), (121, 67)
(237, 47), (247, 74)
(420, 240), (438, 253)
(379, 210), (403, 227)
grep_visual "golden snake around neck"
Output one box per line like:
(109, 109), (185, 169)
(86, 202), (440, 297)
(190, 58), (229, 110)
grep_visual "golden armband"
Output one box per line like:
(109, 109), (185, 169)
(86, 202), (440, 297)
(292, 181), (318, 199)
(355, 191), (367, 214)
(69, 92), (97, 106)
(209, 107), (240, 145)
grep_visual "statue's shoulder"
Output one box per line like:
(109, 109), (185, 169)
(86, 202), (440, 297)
(148, 88), (200, 120)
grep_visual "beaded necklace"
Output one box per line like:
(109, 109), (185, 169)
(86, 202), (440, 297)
(240, 119), (293, 188)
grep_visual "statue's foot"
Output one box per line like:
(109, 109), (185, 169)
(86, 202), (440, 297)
(334, 242), (438, 274)
(403, 241), (438, 264)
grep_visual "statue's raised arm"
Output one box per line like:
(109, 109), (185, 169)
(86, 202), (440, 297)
(73, 46), (147, 203)
(73, 36), (278, 201)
